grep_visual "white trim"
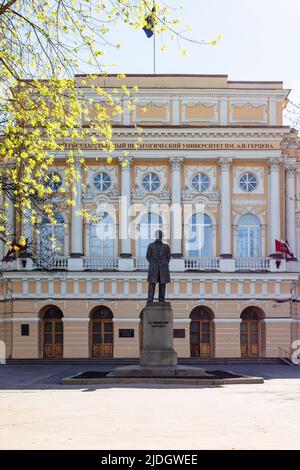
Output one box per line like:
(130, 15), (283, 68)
(263, 318), (293, 324)
(0, 318), (41, 323)
(112, 318), (138, 323)
(62, 318), (90, 322)
(174, 319), (191, 323)
(214, 319), (242, 323)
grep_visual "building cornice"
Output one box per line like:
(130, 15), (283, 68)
(79, 88), (289, 99)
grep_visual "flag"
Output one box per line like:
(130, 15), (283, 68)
(143, 7), (156, 38)
(2, 239), (28, 261)
(275, 239), (293, 258)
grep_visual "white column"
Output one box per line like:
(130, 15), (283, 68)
(71, 161), (83, 256)
(0, 193), (4, 259)
(172, 97), (180, 125)
(7, 196), (15, 240)
(219, 97), (228, 125)
(21, 209), (33, 244)
(268, 158), (281, 256)
(169, 157), (183, 256)
(286, 165), (297, 259)
(218, 157), (233, 257)
(119, 157), (132, 257)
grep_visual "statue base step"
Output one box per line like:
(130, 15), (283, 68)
(140, 350), (177, 366)
(107, 365), (208, 378)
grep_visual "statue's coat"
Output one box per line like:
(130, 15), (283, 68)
(146, 240), (171, 284)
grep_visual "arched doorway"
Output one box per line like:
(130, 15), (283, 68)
(190, 306), (215, 357)
(240, 307), (265, 357)
(90, 306), (113, 357)
(42, 306), (63, 358)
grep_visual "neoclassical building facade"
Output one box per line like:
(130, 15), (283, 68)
(1, 74), (300, 360)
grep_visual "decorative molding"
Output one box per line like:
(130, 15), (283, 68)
(62, 318), (90, 322)
(133, 165), (170, 202)
(213, 319), (242, 323)
(268, 157), (282, 171)
(233, 166), (264, 194)
(118, 156), (133, 167)
(286, 165), (297, 177)
(230, 101), (267, 125)
(0, 318), (41, 323)
(84, 165), (119, 200)
(112, 318), (138, 323)
(184, 165), (216, 196)
(182, 100), (218, 125)
(135, 101), (170, 125)
(169, 157), (184, 169)
(218, 157), (233, 170)
(232, 199), (266, 206)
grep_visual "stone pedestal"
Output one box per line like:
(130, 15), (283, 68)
(140, 302), (177, 366)
(108, 301), (207, 378)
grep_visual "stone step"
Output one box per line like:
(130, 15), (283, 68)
(6, 357), (282, 366)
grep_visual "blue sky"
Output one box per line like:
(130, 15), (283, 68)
(77, 0), (300, 95)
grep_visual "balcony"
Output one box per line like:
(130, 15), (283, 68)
(184, 257), (220, 271)
(235, 257), (270, 271)
(83, 257), (119, 270)
(0, 255), (281, 273)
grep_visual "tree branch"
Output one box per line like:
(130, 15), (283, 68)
(0, 0), (18, 16)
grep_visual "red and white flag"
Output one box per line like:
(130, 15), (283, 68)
(275, 239), (293, 258)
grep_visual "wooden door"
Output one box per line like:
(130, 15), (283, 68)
(190, 320), (212, 357)
(91, 319), (113, 357)
(43, 319), (63, 358)
(241, 320), (260, 357)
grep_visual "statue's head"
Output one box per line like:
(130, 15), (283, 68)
(155, 229), (163, 240)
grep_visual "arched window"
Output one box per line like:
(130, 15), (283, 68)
(40, 213), (65, 255)
(90, 212), (116, 257)
(237, 214), (261, 257)
(187, 213), (212, 257)
(138, 212), (163, 257)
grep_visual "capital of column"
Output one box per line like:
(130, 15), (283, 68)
(286, 165), (297, 178)
(218, 157), (233, 170)
(73, 158), (83, 172)
(268, 157), (282, 172)
(169, 157), (184, 170)
(118, 156), (133, 168)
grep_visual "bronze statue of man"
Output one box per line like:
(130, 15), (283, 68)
(146, 230), (171, 303)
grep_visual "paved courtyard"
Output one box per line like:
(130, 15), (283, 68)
(0, 363), (300, 450)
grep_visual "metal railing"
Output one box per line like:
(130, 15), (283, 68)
(184, 257), (220, 271)
(278, 346), (295, 366)
(236, 257), (270, 271)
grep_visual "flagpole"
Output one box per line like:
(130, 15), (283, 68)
(153, 1), (156, 74)
(153, 33), (156, 74)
